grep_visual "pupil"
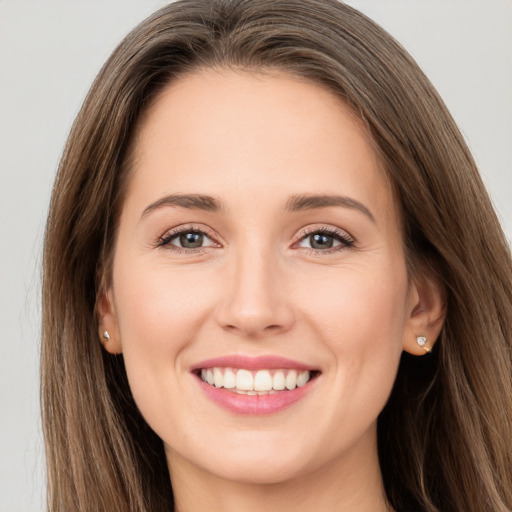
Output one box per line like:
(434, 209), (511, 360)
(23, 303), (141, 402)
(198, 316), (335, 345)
(311, 233), (333, 249)
(180, 232), (203, 248)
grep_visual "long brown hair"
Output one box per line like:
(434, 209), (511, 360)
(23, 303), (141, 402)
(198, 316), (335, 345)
(42, 1), (512, 510)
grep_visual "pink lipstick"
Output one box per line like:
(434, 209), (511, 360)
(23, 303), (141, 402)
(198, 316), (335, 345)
(191, 355), (320, 415)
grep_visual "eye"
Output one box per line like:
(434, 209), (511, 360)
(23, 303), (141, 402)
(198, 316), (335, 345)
(175, 231), (208, 249)
(295, 227), (354, 252)
(158, 227), (219, 251)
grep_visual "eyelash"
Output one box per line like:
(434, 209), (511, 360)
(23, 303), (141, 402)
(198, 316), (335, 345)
(156, 225), (355, 254)
(294, 225), (355, 254)
(157, 225), (220, 254)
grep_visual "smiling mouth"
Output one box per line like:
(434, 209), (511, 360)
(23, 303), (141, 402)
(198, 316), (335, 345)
(195, 367), (319, 395)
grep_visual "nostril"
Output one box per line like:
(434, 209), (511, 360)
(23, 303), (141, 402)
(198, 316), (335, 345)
(221, 322), (283, 337)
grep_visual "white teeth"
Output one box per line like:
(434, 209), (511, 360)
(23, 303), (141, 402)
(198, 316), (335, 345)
(285, 370), (297, 390)
(236, 369), (254, 391)
(213, 367), (223, 388)
(253, 370), (273, 391)
(200, 367), (313, 392)
(272, 370), (286, 390)
(234, 389), (277, 396)
(223, 368), (236, 389)
(297, 370), (310, 387)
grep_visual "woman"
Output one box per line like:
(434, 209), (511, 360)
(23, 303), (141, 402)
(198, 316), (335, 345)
(41, 0), (512, 511)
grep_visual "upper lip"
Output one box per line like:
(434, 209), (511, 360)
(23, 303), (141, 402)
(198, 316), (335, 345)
(191, 355), (318, 372)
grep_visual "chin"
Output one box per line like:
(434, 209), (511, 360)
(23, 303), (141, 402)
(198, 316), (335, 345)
(167, 429), (319, 485)
(205, 452), (311, 485)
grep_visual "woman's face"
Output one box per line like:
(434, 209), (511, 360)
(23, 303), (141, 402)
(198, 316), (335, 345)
(102, 68), (424, 485)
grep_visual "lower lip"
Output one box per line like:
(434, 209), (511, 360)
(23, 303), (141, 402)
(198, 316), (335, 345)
(196, 376), (317, 415)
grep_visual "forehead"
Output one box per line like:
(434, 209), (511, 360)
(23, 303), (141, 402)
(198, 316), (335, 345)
(126, 67), (396, 223)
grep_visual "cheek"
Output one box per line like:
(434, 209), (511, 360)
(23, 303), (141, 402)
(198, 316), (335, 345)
(298, 264), (408, 418)
(113, 255), (215, 349)
(299, 264), (409, 349)
(110, 256), (218, 413)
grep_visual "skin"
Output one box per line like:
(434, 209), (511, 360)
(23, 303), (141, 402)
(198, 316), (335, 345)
(99, 68), (445, 512)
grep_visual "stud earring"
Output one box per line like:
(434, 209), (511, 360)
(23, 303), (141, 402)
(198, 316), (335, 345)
(416, 336), (431, 353)
(102, 330), (111, 341)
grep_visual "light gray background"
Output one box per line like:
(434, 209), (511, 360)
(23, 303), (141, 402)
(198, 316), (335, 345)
(1, 1), (510, 510)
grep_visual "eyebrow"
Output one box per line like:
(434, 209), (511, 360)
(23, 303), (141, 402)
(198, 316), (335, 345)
(140, 192), (375, 223)
(140, 194), (222, 219)
(286, 194), (376, 223)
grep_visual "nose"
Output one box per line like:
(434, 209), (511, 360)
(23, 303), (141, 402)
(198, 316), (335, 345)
(215, 244), (295, 339)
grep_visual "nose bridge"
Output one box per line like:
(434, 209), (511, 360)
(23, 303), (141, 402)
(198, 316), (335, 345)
(217, 235), (293, 337)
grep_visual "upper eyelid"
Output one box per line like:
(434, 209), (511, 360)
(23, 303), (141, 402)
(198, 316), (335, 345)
(162, 224), (216, 237)
(158, 224), (221, 247)
(295, 224), (354, 241)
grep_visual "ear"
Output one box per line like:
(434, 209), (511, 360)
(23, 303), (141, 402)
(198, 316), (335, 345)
(96, 286), (123, 355)
(402, 271), (446, 356)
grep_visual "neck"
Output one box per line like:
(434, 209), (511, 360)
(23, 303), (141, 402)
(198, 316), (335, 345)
(167, 425), (393, 512)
